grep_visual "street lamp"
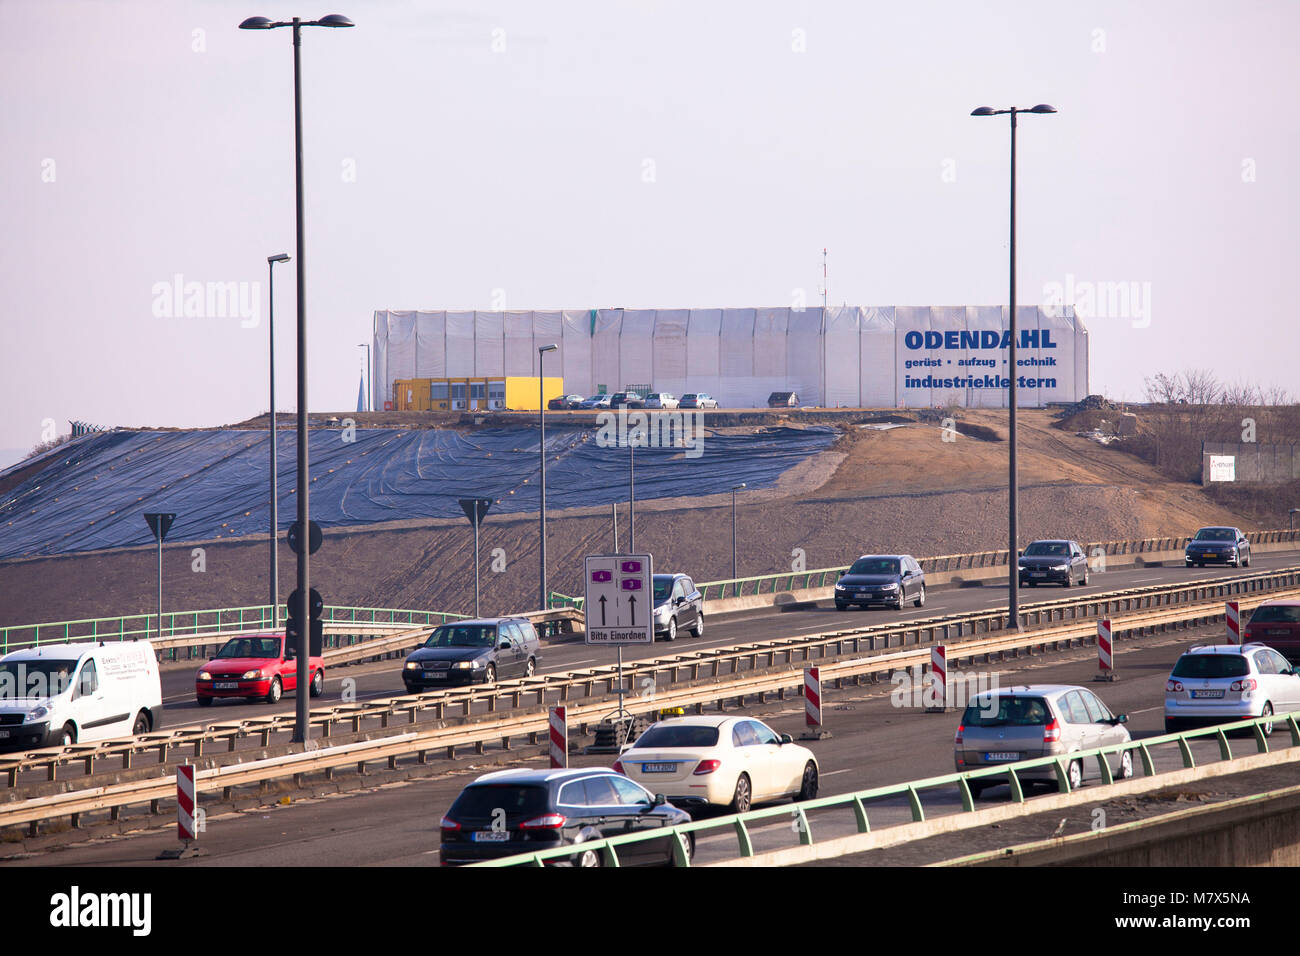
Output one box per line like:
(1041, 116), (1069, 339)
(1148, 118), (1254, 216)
(242, 11), (354, 744)
(267, 252), (291, 628)
(538, 343), (557, 610)
(733, 481), (743, 580)
(971, 102), (1056, 631)
(357, 342), (370, 412)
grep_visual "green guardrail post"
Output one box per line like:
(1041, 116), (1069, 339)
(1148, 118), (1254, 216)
(1176, 735), (1196, 768)
(958, 778), (975, 812)
(1008, 770), (1025, 803)
(670, 829), (693, 867)
(1215, 728), (1232, 761)
(1288, 716), (1300, 747)
(733, 818), (754, 857)
(791, 806), (812, 846)
(906, 785), (924, 822)
(1095, 752), (1114, 786)
(600, 844), (621, 867)
(1138, 741), (1156, 777)
(1252, 721), (1271, 754)
(851, 795), (870, 832)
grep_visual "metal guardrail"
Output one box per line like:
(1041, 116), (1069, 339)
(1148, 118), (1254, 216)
(0, 604), (469, 655)
(471, 710), (1300, 867)
(551, 528), (1300, 608)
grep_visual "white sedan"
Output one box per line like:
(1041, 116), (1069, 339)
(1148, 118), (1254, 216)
(614, 716), (819, 813)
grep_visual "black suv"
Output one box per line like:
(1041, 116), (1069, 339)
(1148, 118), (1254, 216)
(652, 573), (704, 640)
(402, 618), (541, 690)
(834, 554), (925, 610)
(439, 767), (691, 866)
(1018, 539), (1089, 587)
(608, 392), (645, 409)
(1185, 527), (1251, 568)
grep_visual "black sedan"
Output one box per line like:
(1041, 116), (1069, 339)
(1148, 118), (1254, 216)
(1018, 539), (1089, 587)
(402, 619), (541, 691)
(1185, 527), (1251, 568)
(439, 767), (692, 867)
(834, 554), (925, 610)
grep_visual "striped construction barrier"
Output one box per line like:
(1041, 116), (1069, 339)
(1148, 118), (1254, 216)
(157, 764), (205, 859)
(1096, 618), (1114, 681)
(801, 666), (831, 739)
(549, 706), (567, 769)
(1226, 601), (1241, 644)
(927, 645), (947, 712)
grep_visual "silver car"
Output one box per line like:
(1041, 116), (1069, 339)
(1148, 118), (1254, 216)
(1164, 643), (1300, 735)
(954, 685), (1132, 797)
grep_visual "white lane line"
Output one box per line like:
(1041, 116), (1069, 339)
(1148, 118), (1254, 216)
(1128, 706), (1163, 715)
(1130, 576), (1164, 582)
(822, 769), (854, 776)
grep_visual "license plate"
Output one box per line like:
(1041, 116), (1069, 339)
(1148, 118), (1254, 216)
(0, 730), (9, 738)
(642, 762), (677, 773)
(214, 682), (239, 690)
(472, 831), (510, 843)
(1030, 572), (1047, 578)
(984, 752), (1020, 761)
(1267, 629), (1291, 636)
(1191, 690), (1225, 699)
(856, 592), (869, 598)
(423, 672), (446, 679)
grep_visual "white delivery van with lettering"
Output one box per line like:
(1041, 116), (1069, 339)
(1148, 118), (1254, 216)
(0, 641), (163, 752)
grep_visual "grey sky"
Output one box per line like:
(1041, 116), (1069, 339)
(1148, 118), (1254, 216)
(2, 0), (1296, 460)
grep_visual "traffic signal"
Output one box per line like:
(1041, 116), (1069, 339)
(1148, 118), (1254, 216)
(286, 587), (323, 656)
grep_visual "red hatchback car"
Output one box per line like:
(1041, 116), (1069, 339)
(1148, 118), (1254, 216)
(1244, 600), (1300, 663)
(196, 633), (324, 706)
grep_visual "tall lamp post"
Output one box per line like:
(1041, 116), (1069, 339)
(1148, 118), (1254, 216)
(731, 482), (746, 580)
(267, 253), (290, 628)
(241, 11), (354, 744)
(538, 343), (557, 610)
(971, 102), (1056, 631)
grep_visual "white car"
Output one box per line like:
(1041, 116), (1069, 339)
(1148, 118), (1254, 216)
(680, 393), (718, 409)
(614, 716), (819, 813)
(644, 393), (679, 409)
(1165, 643), (1300, 735)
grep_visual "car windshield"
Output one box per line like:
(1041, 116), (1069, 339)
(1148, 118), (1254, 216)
(1194, 528), (1236, 541)
(1171, 654), (1249, 679)
(629, 724), (720, 749)
(425, 625), (497, 648)
(1250, 606), (1300, 624)
(848, 558), (899, 575)
(962, 695), (1051, 727)
(216, 637), (281, 659)
(0, 660), (77, 699)
(1024, 542), (1068, 556)
(652, 575), (675, 601)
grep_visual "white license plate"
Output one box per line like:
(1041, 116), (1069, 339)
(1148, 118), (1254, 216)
(856, 592), (869, 598)
(643, 763), (677, 773)
(1030, 572), (1047, 578)
(423, 672), (446, 679)
(984, 752), (1020, 761)
(0, 730), (9, 738)
(214, 682), (240, 690)
(472, 831), (510, 843)
(1191, 690), (1225, 699)
(1267, 629), (1291, 636)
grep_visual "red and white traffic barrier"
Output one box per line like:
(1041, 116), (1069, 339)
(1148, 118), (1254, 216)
(800, 667), (831, 739)
(177, 764), (196, 841)
(926, 645), (947, 712)
(549, 706), (567, 769)
(1226, 601), (1241, 644)
(1096, 618), (1114, 681)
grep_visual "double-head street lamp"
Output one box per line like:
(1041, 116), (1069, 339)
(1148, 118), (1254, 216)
(241, 12), (354, 744)
(538, 343), (557, 610)
(971, 103), (1056, 631)
(267, 253), (291, 627)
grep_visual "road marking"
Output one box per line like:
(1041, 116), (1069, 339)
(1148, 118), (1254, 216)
(1130, 576), (1164, 582)
(822, 769), (854, 776)
(1128, 706), (1163, 715)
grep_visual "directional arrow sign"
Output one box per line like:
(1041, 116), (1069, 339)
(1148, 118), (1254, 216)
(584, 554), (653, 645)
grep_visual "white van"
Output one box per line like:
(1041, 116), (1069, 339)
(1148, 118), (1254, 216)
(0, 641), (163, 752)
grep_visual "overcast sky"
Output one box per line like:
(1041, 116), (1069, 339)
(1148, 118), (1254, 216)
(2, 0), (1296, 465)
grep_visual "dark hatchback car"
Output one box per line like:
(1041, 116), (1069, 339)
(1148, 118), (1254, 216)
(652, 573), (704, 640)
(1244, 600), (1300, 662)
(1185, 527), (1251, 567)
(439, 767), (692, 867)
(402, 618), (541, 692)
(834, 555), (925, 610)
(1018, 539), (1090, 587)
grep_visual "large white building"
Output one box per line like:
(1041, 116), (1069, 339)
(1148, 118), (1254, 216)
(371, 306), (1089, 409)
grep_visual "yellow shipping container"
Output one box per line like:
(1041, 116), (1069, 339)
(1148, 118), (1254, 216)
(391, 376), (563, 412)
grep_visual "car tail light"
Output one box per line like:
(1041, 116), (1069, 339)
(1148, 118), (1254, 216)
(612, 760), (625, 774)
(1244, 628), (1253, 640)
(1166, 680), (1183, 693)
(954, 725), (964, 746)
(1042, 719), (1062, 743)
(519, 814), (566, 830)
(693, 759), (722, 775)
(439, 816), (460, 834)
(1230, 679), (1258, 692)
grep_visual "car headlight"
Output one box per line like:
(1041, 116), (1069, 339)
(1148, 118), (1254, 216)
(1053, 564), (1069, 572)
(241, 669), (264, 680)
(404, 661), (420, 670)
(25, 705), (49, 722)
(880, 582), (898, 590)
(453, 661), (475, 670)
(198, 671), (212, 681)
(834, 584), (846, 591)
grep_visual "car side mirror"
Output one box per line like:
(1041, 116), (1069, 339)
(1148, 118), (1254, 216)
(780, 734), (793, 745)
(653, 793), (666, 807)
(1115, 714), (1129, 725)
(498, 641), (511, 651)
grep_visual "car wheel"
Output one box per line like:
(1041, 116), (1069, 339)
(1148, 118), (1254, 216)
(132, 711), (150, 735)
(309, 669), (324, 698)
(1164, 717), (1179, 734)
(1067, 759), (1084, 791)
(1062, 573), (1071, 588)
(835, 601), (847, 611)
(265, 676), (283, 704)
(967, 780), (987, 799)
(575, 846), (602, 868)
(895, 589), (906, 610)
(1260, 701), (1275, 737)
(1082, 567), (1090, 586)
(197, 696), (213, 707)
(1244, 552), (1251, 567)
(667, 617), (677, 642)
(913, 585), (925, 609)
(690, 613), (704, 638)
(60, 724), (76, 746)
(485, 663), (497, 684)
(730, 773), (752, 813)
(524, 657), (536, 677)
(797, 761), (819, 801)
(1117, 750), (1134, 780)
(1026, 580), (1037, 587)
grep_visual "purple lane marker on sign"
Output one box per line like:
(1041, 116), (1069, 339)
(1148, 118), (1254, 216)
(621, 561), (642, 574)
(621, 578), (642, 591)
(591, 570), (612, 583)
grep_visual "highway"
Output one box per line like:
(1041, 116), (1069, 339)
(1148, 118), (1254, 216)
(5, 551), (1297, 867)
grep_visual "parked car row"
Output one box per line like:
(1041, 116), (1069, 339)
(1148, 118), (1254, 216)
(548, 392), (721, 410)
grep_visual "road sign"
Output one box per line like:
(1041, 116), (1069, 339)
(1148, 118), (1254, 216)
(287, 520), (322, 555)
(584, 554), (653, 645)
(144, 512), (176, 542)
(287, 588), (323, 620)
(458, 497), (492, 527)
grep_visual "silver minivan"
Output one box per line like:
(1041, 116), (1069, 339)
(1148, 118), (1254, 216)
(954, 685), (1132, 797)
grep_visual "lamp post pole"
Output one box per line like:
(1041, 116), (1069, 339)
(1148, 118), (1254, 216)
(732, 482), (746, 580)
(268, 253), (289, 628)
(538, 343), (557, 610)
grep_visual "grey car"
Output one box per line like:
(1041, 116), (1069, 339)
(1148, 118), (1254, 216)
(834, 554), (925, 610)
(402, 618), (542, 690)
(652, 573), (703, 641)
(954, 685), (1132, 797)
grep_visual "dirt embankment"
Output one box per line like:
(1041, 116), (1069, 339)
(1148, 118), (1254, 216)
(0, 410), (1267, 627)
